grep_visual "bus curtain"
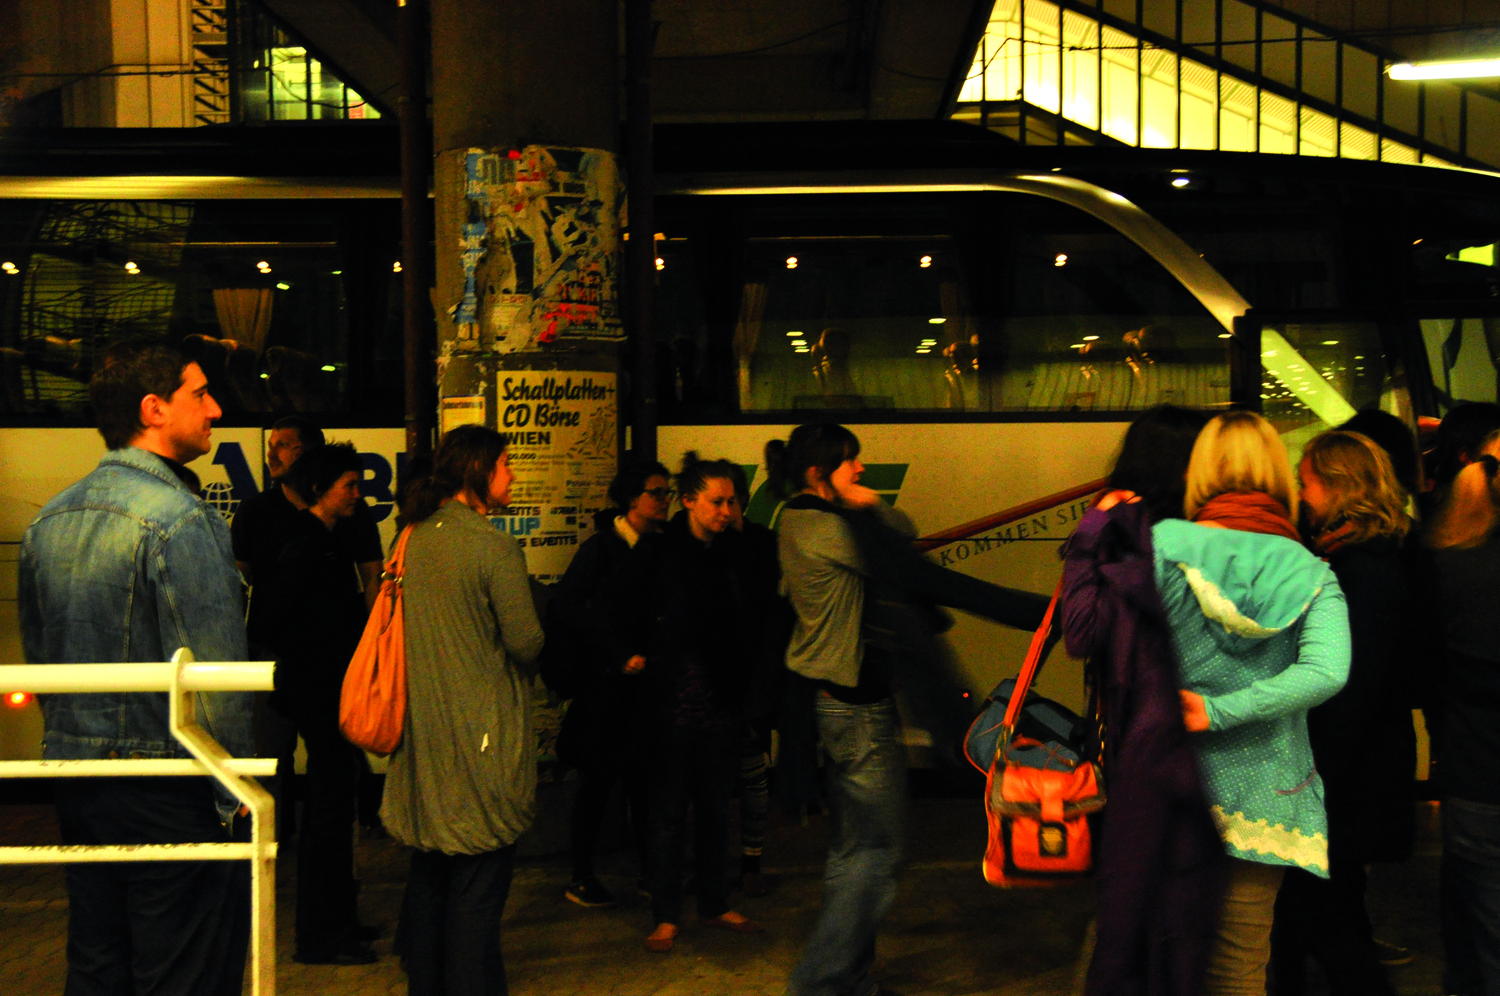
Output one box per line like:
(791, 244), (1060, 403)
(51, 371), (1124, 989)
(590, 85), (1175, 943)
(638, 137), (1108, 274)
(213, 288), (274, 356)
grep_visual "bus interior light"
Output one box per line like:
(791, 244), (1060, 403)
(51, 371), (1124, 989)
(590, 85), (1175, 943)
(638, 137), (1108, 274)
(392, 261), (402, 273)
(1219, 333), (1233, 339)
(655, 258), (665, 271)
(1082, 335), (1099, 341)
(1322, 340), (1340, 345)
(124, 261), (139, 273)
(786, 330), (802, 336)
(790, 340), (807, 347)
(1389, 59), (1500, 81)
(1054, 254), (1068, 265)
(928, 317), (946, 324)
(919, 255), (932, 268)
(321, 365), (336, 372)
(275, 282), (290, 290)
(785, 256), (798, 269)
(1172, 177), (1191, 188)
(7, 691), (30, 708)
(1, 262), (16, 274)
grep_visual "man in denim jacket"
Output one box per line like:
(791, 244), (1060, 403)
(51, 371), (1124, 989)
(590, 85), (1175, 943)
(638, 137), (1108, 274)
(19, 341), (254, 996)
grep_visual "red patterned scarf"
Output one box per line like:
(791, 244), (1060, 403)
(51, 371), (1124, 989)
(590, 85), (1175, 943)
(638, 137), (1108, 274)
(1193, 491), (1301, 542)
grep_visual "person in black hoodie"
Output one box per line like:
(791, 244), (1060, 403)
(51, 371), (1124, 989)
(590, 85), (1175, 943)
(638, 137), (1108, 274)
(262, 442), (375, 965)
(1269, 428), (1420, 996)
(609, 454), (769, 953)
(546, 461), (671, 909)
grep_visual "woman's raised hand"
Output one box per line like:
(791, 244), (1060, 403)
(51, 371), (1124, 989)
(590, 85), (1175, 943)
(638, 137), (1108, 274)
(838, 484), (883, 509)
(1179, 689), (1210, 732)
(1095, 489), (1140, 512)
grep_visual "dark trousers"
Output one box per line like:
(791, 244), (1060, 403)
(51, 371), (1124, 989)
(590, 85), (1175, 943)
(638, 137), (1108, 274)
(402, 845), (517, 996)
(570, 764), (650, 882)
(649, 725), (736, 925)
(1270, 859), (1394, 996)
(292, 706), (362, 956)
(1442, 796), (1500, 996)
(55, 777), (249, 996)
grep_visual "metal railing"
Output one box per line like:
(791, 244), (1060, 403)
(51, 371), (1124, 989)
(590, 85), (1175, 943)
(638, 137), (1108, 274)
(0, 649), (277, 996)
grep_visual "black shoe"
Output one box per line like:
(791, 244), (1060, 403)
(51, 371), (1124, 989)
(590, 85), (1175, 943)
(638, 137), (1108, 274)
(565, 877), (619, 908)
(355, 922), (383, 942)
(293, 942), (378, 966)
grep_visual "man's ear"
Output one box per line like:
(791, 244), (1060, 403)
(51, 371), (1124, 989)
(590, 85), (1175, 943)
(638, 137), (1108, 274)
(138, 393), (168, 430)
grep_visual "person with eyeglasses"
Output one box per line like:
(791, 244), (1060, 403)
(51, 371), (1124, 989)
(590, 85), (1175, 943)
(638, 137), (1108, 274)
(543, 461), (673, 909)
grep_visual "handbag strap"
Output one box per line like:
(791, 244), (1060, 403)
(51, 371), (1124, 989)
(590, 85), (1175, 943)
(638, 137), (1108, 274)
(386, 525), (414, 583)
(998, 577), (1064, 749)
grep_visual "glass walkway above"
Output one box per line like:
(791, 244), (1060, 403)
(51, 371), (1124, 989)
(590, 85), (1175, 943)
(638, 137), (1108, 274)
(954, 0), (1500, 171)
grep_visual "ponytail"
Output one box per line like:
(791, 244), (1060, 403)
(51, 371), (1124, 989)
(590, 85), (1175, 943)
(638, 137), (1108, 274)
(764, 423), (861, 498)
(396, 425), (509, 527)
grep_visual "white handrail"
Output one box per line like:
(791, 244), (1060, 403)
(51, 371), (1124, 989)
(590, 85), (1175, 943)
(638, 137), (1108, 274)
(0, 649), (278, 996)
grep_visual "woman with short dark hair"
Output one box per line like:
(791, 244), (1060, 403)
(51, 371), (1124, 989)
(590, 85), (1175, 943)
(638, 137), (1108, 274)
(260, 441), (374, 965)
(545, 460), (671, 909)
(381, 425), (544, 996)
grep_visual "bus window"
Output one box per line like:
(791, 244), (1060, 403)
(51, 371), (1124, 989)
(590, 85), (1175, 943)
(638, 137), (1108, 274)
(654, 191), (1229, 417)
(1258, 320), (1391, 454)
(1422, 316), (1500, 412)
(0, 198), (401, 420)
(996, 197), (1229, 411)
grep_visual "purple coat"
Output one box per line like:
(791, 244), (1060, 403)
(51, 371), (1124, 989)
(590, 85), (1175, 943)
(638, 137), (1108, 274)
(1062, 502), (1228, 996)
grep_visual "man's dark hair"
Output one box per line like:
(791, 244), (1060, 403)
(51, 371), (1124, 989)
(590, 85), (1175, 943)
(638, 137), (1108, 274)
(1109, 405), (1212, 523)
(1339, 409), (1420, 496)
(284, 442), (363, 506)
(606, 460), (671, 510)
(1435, 403), (1500, 485)
(270, 415), (325, 450)
(90, 341), (193, 450)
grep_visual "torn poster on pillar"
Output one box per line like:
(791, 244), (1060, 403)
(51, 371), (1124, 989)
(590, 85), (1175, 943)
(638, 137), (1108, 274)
(491, 370), (618, 581)
(456, 146), (623, 352)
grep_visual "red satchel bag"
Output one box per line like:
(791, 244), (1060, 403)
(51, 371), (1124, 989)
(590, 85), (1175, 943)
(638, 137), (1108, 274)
(339, 525), (413, 756)
(981, 582), (1105, 888)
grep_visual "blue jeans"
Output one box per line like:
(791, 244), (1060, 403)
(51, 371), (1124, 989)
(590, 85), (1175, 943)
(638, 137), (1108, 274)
(788, 694), (907, 996)
(1442, 796), (1500, 996)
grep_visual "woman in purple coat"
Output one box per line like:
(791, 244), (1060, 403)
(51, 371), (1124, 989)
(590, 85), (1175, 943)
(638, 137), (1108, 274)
(1060, 405), (1229, 996)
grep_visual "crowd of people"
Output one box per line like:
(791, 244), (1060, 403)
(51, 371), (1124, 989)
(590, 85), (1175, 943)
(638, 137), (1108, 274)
(14, 337), (1500, 996)
(1067, 402), (1500, 996)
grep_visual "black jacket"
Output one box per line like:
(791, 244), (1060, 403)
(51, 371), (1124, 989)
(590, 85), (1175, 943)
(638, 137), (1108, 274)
(1309, 537), (1421, 861)
(261, 510), (368, 715)
(608, 513), (764, 727)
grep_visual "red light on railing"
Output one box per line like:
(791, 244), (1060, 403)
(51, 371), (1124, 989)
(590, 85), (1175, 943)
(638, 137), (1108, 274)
(6, 691), (31, 708)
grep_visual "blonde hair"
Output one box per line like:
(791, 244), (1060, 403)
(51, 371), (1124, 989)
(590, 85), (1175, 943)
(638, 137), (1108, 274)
(1184, 410), (1297, 520)
(1301, 430), (1411, 544)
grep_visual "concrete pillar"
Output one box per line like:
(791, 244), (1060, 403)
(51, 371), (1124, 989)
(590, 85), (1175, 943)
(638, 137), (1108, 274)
(428, 0), (622, 583)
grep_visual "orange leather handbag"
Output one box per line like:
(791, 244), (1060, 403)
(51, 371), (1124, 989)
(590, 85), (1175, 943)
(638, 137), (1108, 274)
(339, 525), (413, 756)
(980, 582), (1105, 888)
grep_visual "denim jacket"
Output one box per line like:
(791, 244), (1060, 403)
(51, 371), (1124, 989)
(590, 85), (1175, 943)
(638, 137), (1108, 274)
(19, 446), (255, 821)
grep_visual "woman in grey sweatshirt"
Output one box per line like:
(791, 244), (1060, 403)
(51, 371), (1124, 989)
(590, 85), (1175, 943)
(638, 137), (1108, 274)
(381, 425), (544, 996)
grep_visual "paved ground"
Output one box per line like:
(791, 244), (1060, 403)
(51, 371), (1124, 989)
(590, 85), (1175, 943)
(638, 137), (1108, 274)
(0, 796), (1448, 995)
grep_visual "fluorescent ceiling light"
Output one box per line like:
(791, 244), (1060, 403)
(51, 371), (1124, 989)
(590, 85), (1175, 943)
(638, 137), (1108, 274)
(1389, 59), (1500, 81)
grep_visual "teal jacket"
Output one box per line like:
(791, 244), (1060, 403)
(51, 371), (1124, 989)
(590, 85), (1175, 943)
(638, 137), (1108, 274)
(1152, 519), (1351, 876)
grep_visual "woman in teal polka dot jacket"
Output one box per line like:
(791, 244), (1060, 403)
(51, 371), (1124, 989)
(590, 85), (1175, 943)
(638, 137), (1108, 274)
(1152, 411), (1352, 996)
